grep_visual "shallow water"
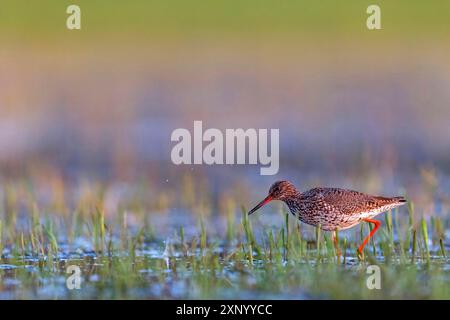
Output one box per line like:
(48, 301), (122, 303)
(1, 231), (449, 299)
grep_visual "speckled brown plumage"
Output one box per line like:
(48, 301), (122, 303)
(248, 180), (407, 254)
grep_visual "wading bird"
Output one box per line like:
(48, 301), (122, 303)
(248, 181), (406, 256)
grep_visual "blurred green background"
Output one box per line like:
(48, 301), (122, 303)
(1, 1), (449, 40)
(0, 1), (449, 198)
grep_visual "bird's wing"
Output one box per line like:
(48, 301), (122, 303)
(307, 188), (401, 216)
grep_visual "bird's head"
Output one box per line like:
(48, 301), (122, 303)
(248, 180), (298, 215)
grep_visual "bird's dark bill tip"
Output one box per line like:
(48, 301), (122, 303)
(248, 195), (273, 215)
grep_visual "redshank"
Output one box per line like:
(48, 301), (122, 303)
(248, 180), (407, 255)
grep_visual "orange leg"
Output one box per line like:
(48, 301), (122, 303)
(358, 219), (381, 254)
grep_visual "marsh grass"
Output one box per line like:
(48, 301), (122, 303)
(0, 180), (448, 299)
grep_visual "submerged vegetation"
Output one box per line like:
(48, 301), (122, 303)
(0, 173), (448, 299)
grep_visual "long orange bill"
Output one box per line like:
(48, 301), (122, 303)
(248, 195), (273, 215)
